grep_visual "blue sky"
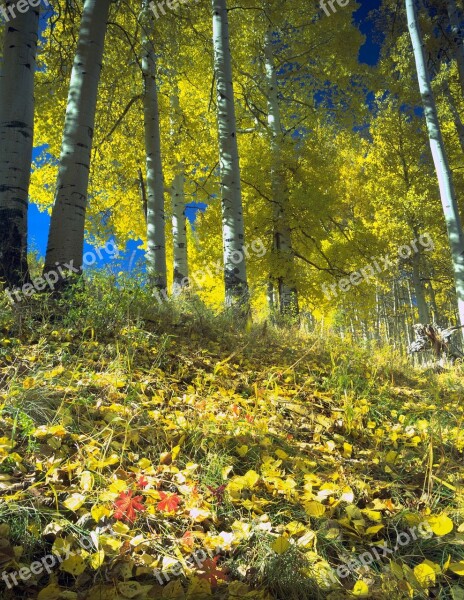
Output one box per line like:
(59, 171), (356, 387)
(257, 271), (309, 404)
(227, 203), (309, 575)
(28, 0), (382, 266)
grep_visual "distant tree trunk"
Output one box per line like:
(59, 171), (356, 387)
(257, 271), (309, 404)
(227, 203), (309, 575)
(407, 0), (464, 331)
(141, 1), (167, 291)
(44, 0), (111, 275)
(264, 27), (298, 317)
(170, 88), (188, 296)
(443, 81), (464, 154)
(447, 0), (464, 97)
(0, 2), (39, 288)
(212, 0), (248, 308)
(427, 279), (440, 323)
(411, 251), (429, 323)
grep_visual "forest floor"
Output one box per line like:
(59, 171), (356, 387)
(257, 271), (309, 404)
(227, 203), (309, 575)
(0, 286), (464, 599)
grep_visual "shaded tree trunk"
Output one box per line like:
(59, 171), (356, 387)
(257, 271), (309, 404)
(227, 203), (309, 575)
(44, 0), (111, 276)
(141, 0), (167, 291)
(264, 27), (298, 316)
(411, 250), (429, 323)
(0, 2), (39, 288)
(170, 88), (188, 296)
(447, 0), (464, 97)
(407, 0), (464, 331)
(212, 0), (248, 308)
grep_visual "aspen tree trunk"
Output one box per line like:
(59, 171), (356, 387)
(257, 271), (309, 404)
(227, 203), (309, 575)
(443, 82), (464, 154)
(447, 0), (464, 97)
(264, 27), (298, 316)
(0, 2), (39, 288)
(212, 0), (248, 308)
(427, 279), (439, 323)
(411, 251), (429, 323)
(170, 88), (188, 296)
(141, 1), (167, 291)
(407, 0), (464, 331)
(44, 0), (111, 275)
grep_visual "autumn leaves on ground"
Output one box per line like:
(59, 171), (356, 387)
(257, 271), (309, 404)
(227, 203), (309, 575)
(0, 289), (463, 600)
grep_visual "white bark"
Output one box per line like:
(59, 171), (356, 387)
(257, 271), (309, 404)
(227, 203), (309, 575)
(0, 2), (39, 287)
(447, 0), (464, 97)
(212, 0), (248, 307)
(264, 27), (298, 316)
(407, 0), (464, 329)
(44, 0), (111, 274)
(170, 88), (188, 296)
(142, 1), (167, 291)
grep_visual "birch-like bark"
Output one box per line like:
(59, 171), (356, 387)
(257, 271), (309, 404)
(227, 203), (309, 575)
(411, 251), (429, 323)
(264, 27), (298, 316)
(44, 0), (111, 275)
(0, 2), (39, 288)
(447, 0), (464, 97)
(170, 88), (188, 296)
(141, 1), (167, 291)
(407, 0), (464, 330)
(212, 0), (248, 308)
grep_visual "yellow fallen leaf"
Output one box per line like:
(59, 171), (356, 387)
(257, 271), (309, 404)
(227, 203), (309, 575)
(23, 377), (35, 389)
(427, 514), (453, 536)
(80, 471), (94, 491)
(162, 579), (185, 599)
(61, 554), (86, 576)
(352, 580), (369, 596)
(37, 583), (63, 600)
(414, 562), (436, 588)
(449, 561), (464, 576)
(343, 442), (352, 458)
(91, 504), (111, 522)
(271, 535), (290, 554)
(89, 550), (105, 569)
(390, 560), (404, 579)
(365, 524), (384, 535)
(117, 581), (151, 598)
(236, 445), (248, 457)
(63, 493), (86, 511)
(305, 501), (325, 517)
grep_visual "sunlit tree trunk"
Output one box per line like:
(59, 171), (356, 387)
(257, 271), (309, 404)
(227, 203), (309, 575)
(0, 2), (39, 288)
(44, 0), (111, 275)
(212, 0), (248, 308)
(407, 0), (464, 331)
(170, 88), (188, 296)
(264, 27), (298, 317)
(141, 0), (167, 291)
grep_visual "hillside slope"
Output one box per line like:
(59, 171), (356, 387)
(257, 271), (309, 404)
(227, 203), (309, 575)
(0, 289), (463, 600)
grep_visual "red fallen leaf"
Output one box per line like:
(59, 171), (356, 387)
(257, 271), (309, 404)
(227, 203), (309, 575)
(245, 413), (254, 423)
(114, 491), (145, 523)
(231, 404), (240, 417)
(197, 556), (228, 587)
(137, 475), (149, 489)
(157, 491), (181, 513)
(206, 484), (226, 503)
